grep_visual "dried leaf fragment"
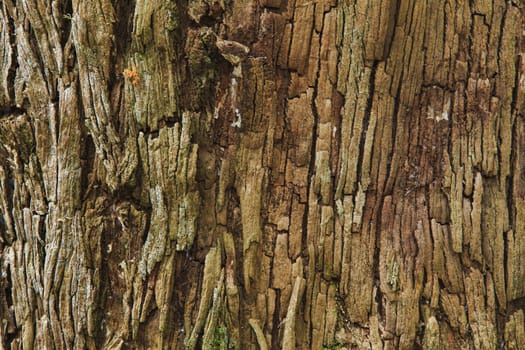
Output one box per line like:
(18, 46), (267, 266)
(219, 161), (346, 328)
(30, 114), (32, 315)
(124, 66), (140, 86)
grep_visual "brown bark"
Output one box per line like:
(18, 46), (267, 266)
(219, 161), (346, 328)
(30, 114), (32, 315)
(0, 0), (524, 349)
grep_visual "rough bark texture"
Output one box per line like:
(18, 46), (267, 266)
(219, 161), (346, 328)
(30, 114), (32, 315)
(0, 0), (524, 349)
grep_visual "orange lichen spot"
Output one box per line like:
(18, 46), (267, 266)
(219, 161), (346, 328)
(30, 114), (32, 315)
(123, 66), (140, 86)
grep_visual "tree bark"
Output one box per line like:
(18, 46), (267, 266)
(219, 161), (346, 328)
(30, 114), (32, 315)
(0, 0), (524, 349)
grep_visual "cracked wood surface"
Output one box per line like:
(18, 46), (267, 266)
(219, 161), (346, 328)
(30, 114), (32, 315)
(0, 0), (524, 349)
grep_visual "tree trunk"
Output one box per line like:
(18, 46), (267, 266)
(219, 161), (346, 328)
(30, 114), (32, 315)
(0, 0), (524, 349)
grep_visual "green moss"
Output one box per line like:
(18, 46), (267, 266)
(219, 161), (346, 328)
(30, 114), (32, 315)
(210, 326), (230, 349)
(186, 28), (217, 109)
(165, 2), (179, 31)
(322, 342), (344, 350)
(324, 264), (339, 280)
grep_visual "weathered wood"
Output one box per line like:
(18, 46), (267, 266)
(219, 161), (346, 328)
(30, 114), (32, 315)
(0, 0), (524, 349)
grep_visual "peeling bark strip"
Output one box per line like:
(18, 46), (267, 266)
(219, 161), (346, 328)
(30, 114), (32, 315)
(0, 0), (524, 349)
